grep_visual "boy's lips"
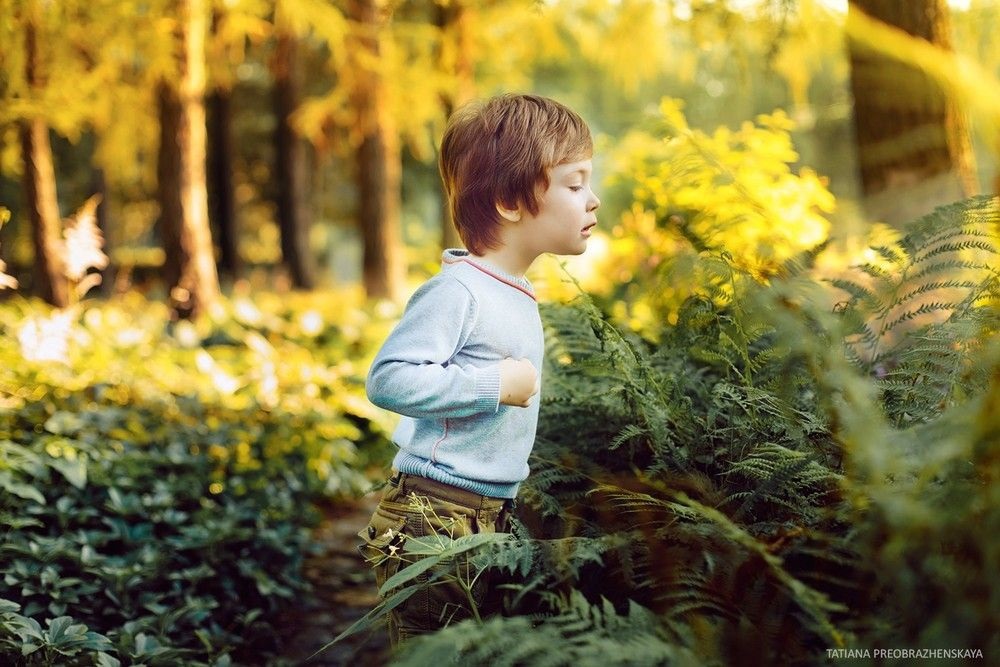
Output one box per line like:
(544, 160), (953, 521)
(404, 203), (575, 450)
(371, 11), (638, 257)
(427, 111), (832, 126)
(581, 222), (597, 237)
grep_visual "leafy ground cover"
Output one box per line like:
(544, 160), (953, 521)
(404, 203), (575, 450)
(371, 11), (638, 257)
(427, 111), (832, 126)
(0, 288), (395, 665)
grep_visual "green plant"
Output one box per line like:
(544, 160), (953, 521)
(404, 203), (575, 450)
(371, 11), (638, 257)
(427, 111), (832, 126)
(0, 599), (116, 666)
(371, 196), (998, 666)
(0, 289), (394, 665)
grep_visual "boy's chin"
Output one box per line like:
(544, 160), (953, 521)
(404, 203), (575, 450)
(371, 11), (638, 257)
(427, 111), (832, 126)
(543, 239), (589, 257)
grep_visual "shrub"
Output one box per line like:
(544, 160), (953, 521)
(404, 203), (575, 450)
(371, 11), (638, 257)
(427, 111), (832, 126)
(0, 289), (393, 665)
(371, 196), (998, 666)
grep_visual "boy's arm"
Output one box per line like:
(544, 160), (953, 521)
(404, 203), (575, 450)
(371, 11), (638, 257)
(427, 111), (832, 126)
(366, 277), (501, 418)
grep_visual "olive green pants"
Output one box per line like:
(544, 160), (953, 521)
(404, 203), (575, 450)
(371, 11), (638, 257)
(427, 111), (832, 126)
(357, 472), (513, 646)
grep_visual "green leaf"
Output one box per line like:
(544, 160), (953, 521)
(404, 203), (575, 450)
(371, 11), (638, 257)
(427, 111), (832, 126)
(47, 456), (88, 490)
(7, 614), (44, 642)
(96, 653), (122, 667)
(0, 598), (22, 613)
(44, 411), (86, 435)
(0, 471), (46, 504)
(378, 555), (443, 596)
(46, 616), (80, 643)
(402, 532), (509, 557)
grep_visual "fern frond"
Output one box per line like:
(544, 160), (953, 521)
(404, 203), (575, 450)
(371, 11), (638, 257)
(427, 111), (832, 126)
(870, 244), (908, 266)
(911, 225), (996, 256)
(776, 240), (832, 278)
(909, 260), (997, 284)
(914, 240), (997, 264)
(522, 448), (595, 518)
(878, 301), (963, 336)
(896, 280), (982, 303)
(857, 262), (893, 283)
(393, 591), (704, 667)
(827, 278), (883, 310)
(610, 424), (652, 450)
(667, 491), (848, 646)
(723, 442), (840, 522)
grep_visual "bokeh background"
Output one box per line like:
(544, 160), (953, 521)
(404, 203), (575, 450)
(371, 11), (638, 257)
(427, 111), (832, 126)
(1, 1), (998, 666)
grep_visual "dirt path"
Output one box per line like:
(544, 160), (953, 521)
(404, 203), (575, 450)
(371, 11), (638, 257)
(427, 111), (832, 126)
(275, 491), (391, 666)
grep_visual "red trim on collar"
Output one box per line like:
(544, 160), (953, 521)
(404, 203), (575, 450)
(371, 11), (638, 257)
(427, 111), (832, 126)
(443, 256), (536, 301)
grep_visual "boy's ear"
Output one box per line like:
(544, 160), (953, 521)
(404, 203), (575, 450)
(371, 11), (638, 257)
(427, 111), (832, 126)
(496, 201), (522, 223)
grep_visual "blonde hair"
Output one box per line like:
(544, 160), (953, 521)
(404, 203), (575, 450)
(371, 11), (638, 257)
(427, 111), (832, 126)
(439, 94), (593, 255)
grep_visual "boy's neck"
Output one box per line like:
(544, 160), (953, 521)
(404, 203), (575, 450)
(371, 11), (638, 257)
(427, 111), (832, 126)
(471, 246), (537, 279)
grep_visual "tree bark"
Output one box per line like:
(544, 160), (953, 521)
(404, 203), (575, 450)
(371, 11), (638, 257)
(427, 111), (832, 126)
(847, 0), (978, 224)
(157, 0), (220, 319)
(435, 0), (476, 251)
(20, 13), (68, 308)
(158, 82), (184, 293)
(273, 28), (316, 289)
(348, 0), (403, 300)
(21, 119), (67, 308)
(208, 89), (241, 280)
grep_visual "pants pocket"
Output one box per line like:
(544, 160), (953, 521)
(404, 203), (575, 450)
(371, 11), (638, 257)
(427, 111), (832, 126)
(357, 510), (407, 596)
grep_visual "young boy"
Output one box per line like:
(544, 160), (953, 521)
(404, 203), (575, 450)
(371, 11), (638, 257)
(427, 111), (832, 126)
(359, 93), (600, 645)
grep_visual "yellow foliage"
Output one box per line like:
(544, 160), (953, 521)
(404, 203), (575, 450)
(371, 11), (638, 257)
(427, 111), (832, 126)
(573, 98), (836, 338)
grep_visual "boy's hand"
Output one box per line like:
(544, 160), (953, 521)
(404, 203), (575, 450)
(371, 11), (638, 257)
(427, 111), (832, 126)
(498, 358), (539, 407)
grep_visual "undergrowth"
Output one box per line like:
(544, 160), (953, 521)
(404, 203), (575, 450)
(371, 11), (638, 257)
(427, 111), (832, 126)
(371, 196), (999, 666)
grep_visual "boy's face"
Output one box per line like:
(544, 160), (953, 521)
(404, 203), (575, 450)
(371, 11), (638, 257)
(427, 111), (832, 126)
(519, 159), (600, 257)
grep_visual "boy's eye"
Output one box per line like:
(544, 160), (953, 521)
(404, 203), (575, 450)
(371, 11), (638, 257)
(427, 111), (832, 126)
(569, 186), (583, 192)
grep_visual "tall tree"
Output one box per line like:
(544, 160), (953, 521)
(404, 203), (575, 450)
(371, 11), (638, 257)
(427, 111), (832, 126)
(207, 8), (241, 281)
(19, 3), (68, 307)
(207, 88), (240, 280)
(348, 0), (403, 300)
(272, 21), (316, 289)
(157, 0), (220, 318)
(435, 0), (476, 250)
(847, 0), (978, 223)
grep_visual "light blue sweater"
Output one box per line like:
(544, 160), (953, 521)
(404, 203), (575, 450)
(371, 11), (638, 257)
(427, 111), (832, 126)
(366, 249), (543, 498)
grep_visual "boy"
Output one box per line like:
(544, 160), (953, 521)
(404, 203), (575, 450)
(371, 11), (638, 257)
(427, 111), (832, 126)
(359, 93), (600, 645)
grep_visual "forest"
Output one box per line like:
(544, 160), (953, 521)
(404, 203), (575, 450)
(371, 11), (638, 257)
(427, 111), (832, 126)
(0, 0), (998, 665)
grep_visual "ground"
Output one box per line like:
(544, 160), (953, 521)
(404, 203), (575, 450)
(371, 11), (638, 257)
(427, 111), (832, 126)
(276, 491), (391, 666)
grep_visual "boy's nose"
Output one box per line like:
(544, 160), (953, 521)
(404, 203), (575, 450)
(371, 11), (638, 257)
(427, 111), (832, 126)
(588, 192), (601, 211)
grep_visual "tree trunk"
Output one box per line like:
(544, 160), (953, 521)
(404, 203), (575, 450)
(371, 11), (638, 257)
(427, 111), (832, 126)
(435, 0), (476, 251)
(208, 89), (241, 280)
(273, 28), (316, 289)
(21, 119), (67, 308)
(158, 82), (184, 293)
(157, 0), (220, 319)
(349, 0), (403, 301)
(20, 14), (68, 308)
(847, 0), (978, 224)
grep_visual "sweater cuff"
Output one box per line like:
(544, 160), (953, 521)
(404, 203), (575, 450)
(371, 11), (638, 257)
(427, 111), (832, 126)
(474, 364), (502, 414)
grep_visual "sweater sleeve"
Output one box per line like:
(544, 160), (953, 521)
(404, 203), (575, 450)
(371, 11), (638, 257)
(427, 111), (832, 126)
(366, 275), (501, 418)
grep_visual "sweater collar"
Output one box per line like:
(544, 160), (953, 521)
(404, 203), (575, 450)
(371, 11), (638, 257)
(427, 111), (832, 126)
(441, 249), (536, 301)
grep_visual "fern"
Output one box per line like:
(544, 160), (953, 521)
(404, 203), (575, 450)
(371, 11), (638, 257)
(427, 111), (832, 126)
(831, 195), (999, 367)
(371, 196), (999, 666)
(393, 592), (704, 667)
(723, 442), (841, 523)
